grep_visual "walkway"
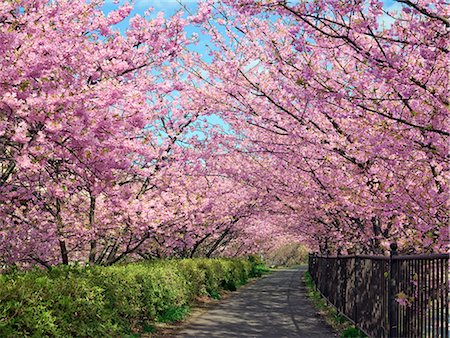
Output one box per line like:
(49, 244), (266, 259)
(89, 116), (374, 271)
(177, 266), (336, 337)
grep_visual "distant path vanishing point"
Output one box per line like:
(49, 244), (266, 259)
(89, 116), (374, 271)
(178, 266), (336, 338)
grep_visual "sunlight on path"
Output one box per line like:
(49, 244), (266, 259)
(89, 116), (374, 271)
(178, 266), (336, 337)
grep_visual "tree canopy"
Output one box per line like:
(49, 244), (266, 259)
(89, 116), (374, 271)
(0, 0), (448, 267)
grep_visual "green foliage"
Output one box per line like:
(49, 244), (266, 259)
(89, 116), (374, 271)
(175, 258), (255, 298)
(0, 257), (263, 337)
(252, 263), (271, 277)
(208, 289), (221, 300)
(157, 305), (190, 323)
(341, 326), (367, 338)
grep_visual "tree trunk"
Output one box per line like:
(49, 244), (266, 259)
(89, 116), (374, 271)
(206, 228), (231, 258)
(56, 198), (69, 264)
(88, 194), (97, 263)
(59, 240), (69, 265)
(190, 233), (211, 258)
(89, 241), (97, 263)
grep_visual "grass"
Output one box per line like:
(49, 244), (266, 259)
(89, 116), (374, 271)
(252, 263), (271, 276)
(303, 271), (367, 338)
(208, 289), (222, 300)
(157, 305), (191, 323)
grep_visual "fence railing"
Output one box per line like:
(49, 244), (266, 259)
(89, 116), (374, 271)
(308, 247), (449, 338)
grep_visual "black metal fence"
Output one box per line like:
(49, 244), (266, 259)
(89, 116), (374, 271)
(308, 249), (449, 338)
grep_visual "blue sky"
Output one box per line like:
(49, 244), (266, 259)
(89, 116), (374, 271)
(101, 0), (403, 141)
(103, 0), (199, 14)
(101, 1), (224, 142)
(102, 0), (403, 53)
(102, 0), (200, 27)
(102, 0), (211, 58)
(102, 0), (402, 26)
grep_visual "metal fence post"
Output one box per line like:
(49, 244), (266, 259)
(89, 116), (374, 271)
(308, 253), (311, 273)
(389, 242), (398, 338)
(311, 250), (448, 337)
(354, 255), (360, 326)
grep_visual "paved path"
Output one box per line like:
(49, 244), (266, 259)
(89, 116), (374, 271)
(178, 266), (336, 337)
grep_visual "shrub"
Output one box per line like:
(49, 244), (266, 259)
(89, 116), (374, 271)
(0, 257), (264, 337)
(0, 266), (121, 337)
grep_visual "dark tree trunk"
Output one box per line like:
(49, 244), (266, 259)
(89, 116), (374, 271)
(88, 195), (97, 263)
(59, 240), (69, 265)
(190, 233), (211, 258)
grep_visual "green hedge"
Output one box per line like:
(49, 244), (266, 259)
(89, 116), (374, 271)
(0, 258), (262, 337)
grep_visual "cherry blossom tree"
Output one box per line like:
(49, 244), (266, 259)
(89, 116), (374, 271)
(186, 0), (449, 254)
(0, 0), (210, 266)
(1, 0), (448, 268)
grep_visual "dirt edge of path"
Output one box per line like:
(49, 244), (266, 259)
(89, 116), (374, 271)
(149, 273), (273, 337)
